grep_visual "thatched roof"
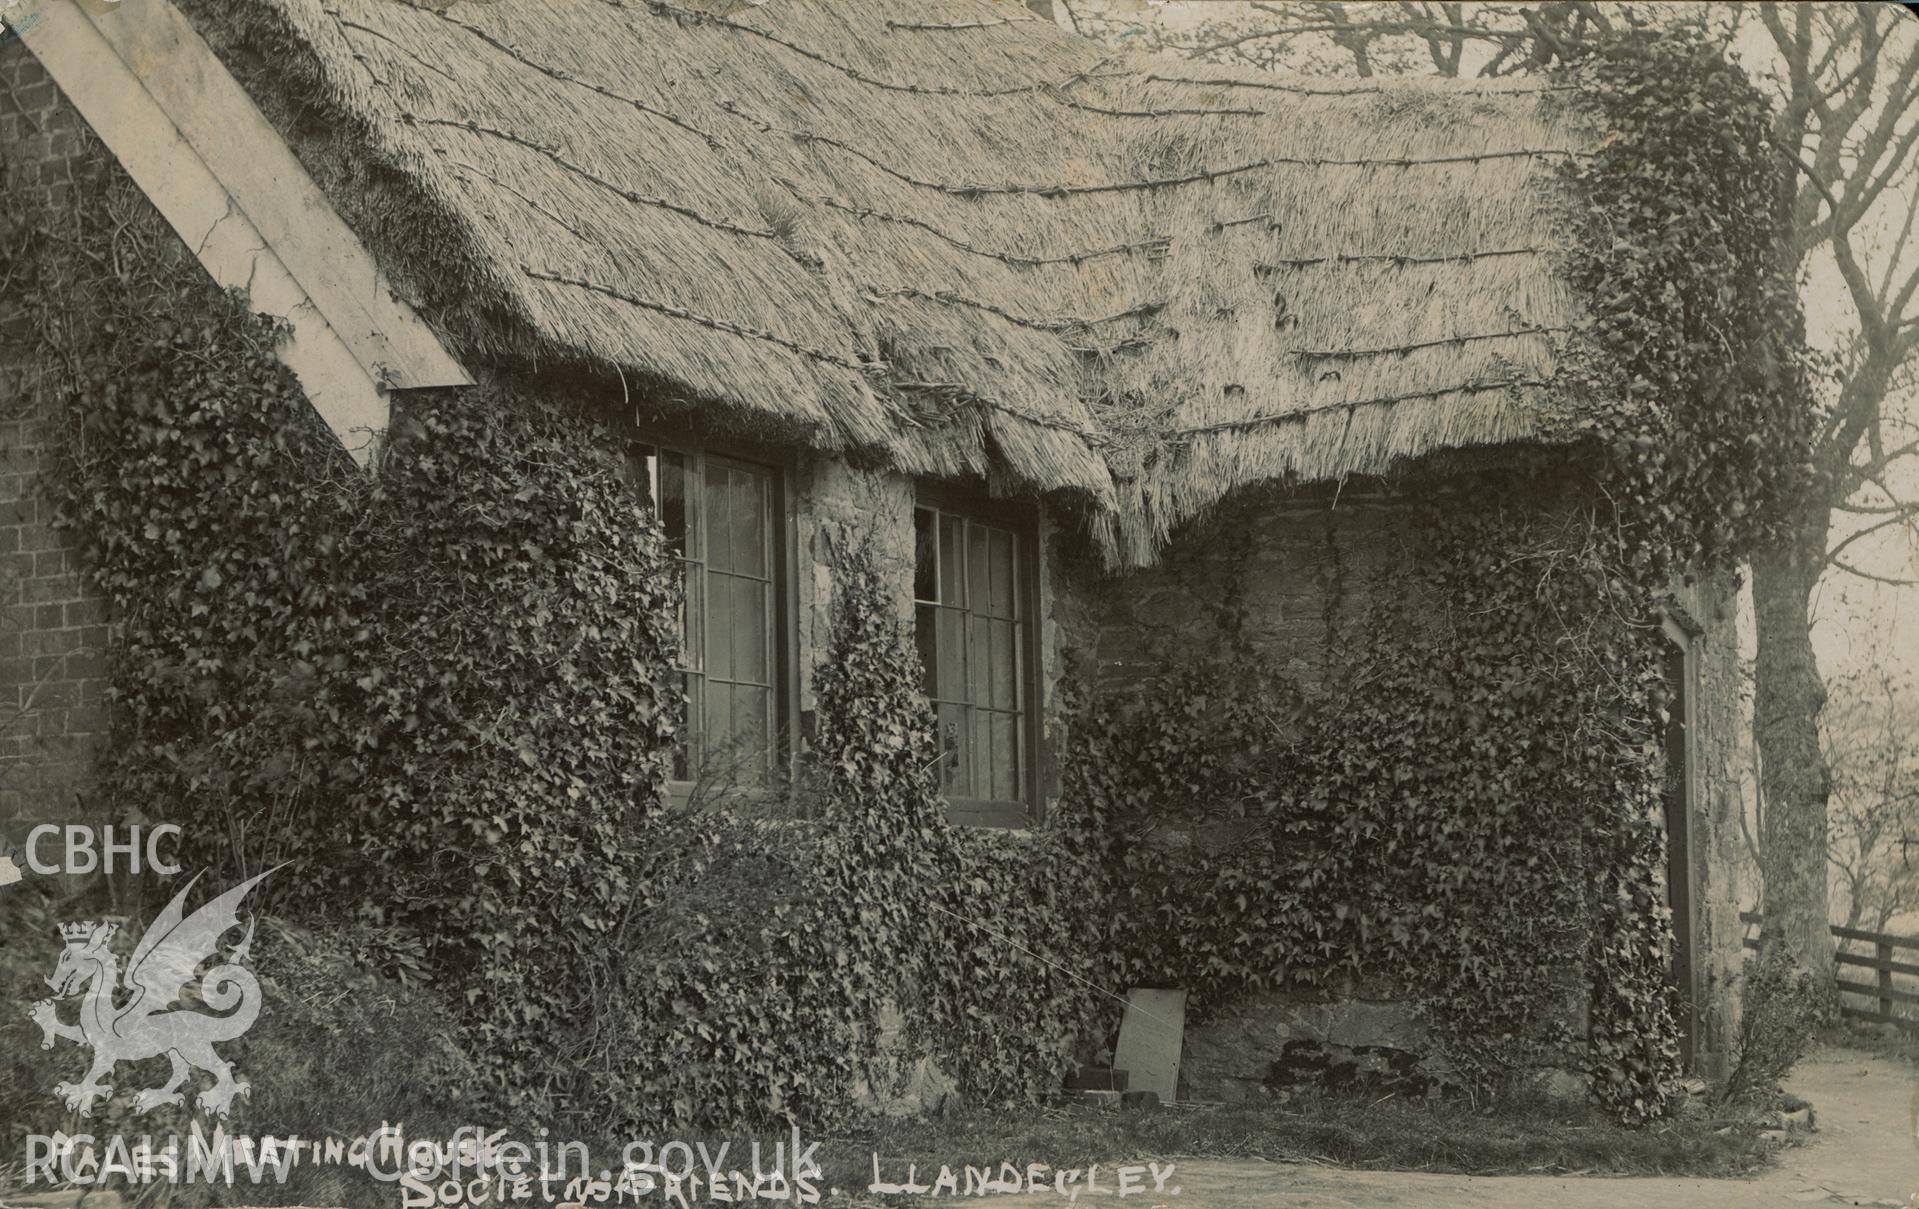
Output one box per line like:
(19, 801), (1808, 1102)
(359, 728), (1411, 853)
(198, 0), (1599, 566)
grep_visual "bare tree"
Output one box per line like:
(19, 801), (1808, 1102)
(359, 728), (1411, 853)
(1052, 0), (1622, 77)
(1744, 2), (1919, 992)
(1824, 663), (1919, 934)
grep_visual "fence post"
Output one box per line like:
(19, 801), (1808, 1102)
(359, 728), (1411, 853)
(1879, 939), (1895, 1021)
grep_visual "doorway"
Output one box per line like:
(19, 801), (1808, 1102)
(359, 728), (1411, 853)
(1660, 616), (1700, 1070)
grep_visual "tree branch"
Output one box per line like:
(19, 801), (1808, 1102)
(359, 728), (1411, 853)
(1828, 554), (1919, 586)
(1823, 510), (1919, 569)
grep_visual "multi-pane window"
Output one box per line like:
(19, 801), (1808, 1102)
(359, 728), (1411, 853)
(625, 444), (779, 784)
(913, 502), (1033, 815)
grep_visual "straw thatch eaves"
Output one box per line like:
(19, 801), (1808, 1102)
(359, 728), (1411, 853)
(222, 0), (1600, 566)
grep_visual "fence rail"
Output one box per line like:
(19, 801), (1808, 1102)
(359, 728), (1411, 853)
(1741, 910), (1919, 1032)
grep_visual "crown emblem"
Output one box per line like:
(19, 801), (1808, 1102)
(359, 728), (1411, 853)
(58, 921), (98, 944)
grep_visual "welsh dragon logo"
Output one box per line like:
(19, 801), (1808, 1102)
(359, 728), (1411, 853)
(29, 868), (276, 1117)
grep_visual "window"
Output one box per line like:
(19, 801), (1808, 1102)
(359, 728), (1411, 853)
(625, 443), (782, 785)
(913, 497), (1038, 823)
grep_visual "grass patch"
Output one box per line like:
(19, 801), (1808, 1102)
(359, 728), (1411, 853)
(835, 1086), (1782, 1187)
(0, 1089), (1781, 1209)
(0, 885), (1778, 1209)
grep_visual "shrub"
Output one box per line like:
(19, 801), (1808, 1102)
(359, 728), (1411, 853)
(236, 917), (482, 1133)
(1722, 943), (1828, 1105)
(0, 881), (75, 1162)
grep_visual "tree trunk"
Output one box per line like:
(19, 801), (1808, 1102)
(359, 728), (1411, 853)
(1749, 499), (1836, 995)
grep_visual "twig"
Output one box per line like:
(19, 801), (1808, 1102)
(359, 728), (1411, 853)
(1827, 554), (1919, 587)
(329, 13), (457, 81)
(447, 160), (595, 246)
(781, 180), (1173, 267)
(1258, 246), (1549, 267)
(1145, 70), (1579, 96)
(884, 17), (1023, 31)
(726, 102), (1590, 198)
(1048, 94), (1268, 119)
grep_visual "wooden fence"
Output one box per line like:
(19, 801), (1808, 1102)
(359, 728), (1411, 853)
(1741, 910), (1919, 1032)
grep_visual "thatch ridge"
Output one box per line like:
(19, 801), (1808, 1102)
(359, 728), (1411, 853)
(212, 0), (1600, 565)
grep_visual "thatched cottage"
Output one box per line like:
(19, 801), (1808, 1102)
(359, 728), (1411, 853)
(2, 0), (1748, 1090)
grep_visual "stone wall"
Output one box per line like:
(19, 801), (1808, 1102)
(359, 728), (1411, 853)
(1673, 569), (1745, 1086)
(0, 41), (115, 832)
(1178, 983), (1442, 1103)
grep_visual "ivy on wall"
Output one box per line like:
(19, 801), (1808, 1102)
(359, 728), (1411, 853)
(20, 173), (681, 1117)
(1056, 487), (1678, 1118)
(589, 539), (1101, 1131)
(590, 541), (952, 1132)
(18, 166), (1101, 1135)
(830, 544), (1103, 1108)
(1556, 29), (1816, 576)
(1049, 31), (1814, 1125)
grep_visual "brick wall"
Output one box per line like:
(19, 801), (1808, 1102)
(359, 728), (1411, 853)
(1059, 471), (1748, 1083)
(1059, 477), (1416, 697)
(0, 40), (116, 827)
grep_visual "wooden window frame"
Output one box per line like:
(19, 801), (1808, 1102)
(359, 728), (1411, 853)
(913, 483), (1044, 829)
(626, 429), (800, 804)
(1661, 613), (1702, 1071)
